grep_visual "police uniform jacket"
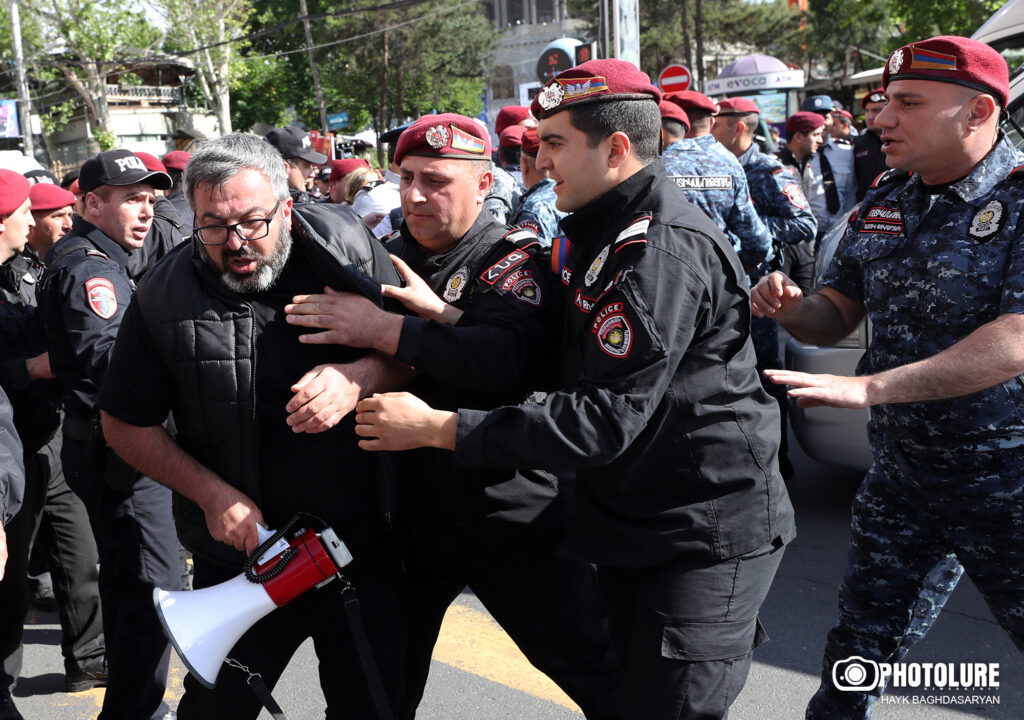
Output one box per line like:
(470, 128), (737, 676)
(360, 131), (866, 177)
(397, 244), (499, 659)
(511, 177), (567, 248)
(0, 252), (61, 454)
(386, 212), (565, 552)
(823, 134), (1024, 456)
(0, 386), (25, 526)
(738, 143), (817, 246)
(661, 137), (773, 270)
(454, 162), (796, 567)
(37, 216), (141, 425)
(853, 131), (888, 201)
(97, 203), (400, 569)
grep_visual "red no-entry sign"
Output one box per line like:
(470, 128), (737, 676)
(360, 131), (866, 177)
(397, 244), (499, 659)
(659, 64), (692, 93)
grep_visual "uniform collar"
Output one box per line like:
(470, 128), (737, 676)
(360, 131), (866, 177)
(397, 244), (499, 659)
(693, 133), (717, 149)
(0, 252), (32, 294)
(663, 138), (695, 154)
(70, 216), (135, 272)
(738, 143), (758, 166)
(560, 162), (660, 245)
(523, 176), (555, 198)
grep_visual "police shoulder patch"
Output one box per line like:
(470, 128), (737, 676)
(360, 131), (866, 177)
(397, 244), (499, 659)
(591, 301), (633, 358)
(84, 277), (118, 319)
(613, 215), (651, 253)
(499, 267), (543, 307)
(782, 182), (808, 209)
(871, 168), (911, 189)
(481, 247), (531, 285)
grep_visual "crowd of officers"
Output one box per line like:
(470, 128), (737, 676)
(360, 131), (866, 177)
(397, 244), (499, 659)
(0, 31), (1021, 720)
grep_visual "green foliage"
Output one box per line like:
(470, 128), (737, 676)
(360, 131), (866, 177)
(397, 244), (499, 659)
(887, 0), (1004, 46)
(39, 98), (76, 134)
(93, 128), (116, 150)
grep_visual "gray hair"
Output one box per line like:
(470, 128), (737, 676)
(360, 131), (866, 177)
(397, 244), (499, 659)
(183, 133), (289, 212)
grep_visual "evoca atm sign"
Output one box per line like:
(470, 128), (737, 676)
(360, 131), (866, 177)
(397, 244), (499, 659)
(704, 70), (805, 95)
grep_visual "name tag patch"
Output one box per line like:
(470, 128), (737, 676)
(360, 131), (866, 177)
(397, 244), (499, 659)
(671, 175), (733, 191)
(861, 206), (903, 235)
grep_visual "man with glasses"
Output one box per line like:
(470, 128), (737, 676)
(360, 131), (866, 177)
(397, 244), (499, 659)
(36, 149), (179, 720)
(99, 133), (408, 719)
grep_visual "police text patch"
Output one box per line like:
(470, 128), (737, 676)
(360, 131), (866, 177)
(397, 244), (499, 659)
(861, 206), (903, 235)
(671, 175), (733, 191)
(591, 302), (633, 358)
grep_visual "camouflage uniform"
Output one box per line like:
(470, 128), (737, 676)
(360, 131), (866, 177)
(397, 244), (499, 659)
(511, 177), (566, 248)
(807, 135), (1024, 719)
(661, 136), (773, 271)
(485, 165), (523, 224)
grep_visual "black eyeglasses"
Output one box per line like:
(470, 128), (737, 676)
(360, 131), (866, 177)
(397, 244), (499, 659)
(193, 200), (282, 246)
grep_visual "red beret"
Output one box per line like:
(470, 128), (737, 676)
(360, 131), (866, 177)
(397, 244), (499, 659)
(785, 111), (826, 136)
(395, 113), (492, 165)
(658, 100), (691, 131)
(530, 59), (661, 119)
(861, 88), (886, 108)
(836, 109), (854, 122)
(133, 151), (167, 173)
(664, 90), (718, 115)
(329, 158), (370, 181)
(521, 127), (540, 156)
(499, 125), (526, 148)
(495, 106), (531, 136)
(70, 179), (80, 195)
(161, 150), (191, 171)
(29, 183), (75, 212)
(0, 169), (31, 217)
(715, 97), (761, 116)
(883, 35), (1009, 108)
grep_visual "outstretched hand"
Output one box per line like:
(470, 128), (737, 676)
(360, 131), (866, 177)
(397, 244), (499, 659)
(354, 392), (457, 451)
(763, 369), (874, 409)
(285, 287), (402, 353)
(383, 255), (463, 324)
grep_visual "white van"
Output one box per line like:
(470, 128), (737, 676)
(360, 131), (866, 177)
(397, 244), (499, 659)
(785, 0), (1024, 472)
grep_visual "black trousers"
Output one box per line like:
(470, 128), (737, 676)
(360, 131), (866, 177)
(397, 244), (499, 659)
(599, 540), (786, 720)
(401, 546), (626, 720)
(0, 431), (104, 692)
(63, 433), (180, 720)
(177, 536), (407, 720)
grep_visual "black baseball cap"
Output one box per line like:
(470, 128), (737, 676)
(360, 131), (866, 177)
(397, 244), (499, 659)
(78, 149), (172, 194)
(264, 126), (327, 164)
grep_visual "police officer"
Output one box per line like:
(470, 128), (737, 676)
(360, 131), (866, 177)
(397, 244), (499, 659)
(264, 126), (328, 204)
(712, 96), (818, 477)
(161, 150), (193, 234)
(510, 126), (567, 247)
(778, 111), (828, 296)
(800, 94), (857, 235)
(751, 35), (1024, 718)
(350, 59), (796, 720)
(0, 181), (107, 715)
(853, 88), (889, 201)
(134, 152), (187, 270)
(660, 93), (773, 271)
(37, 149), (179, 720)
(285, 112), (626, 719)
(485, 107), (532, 224)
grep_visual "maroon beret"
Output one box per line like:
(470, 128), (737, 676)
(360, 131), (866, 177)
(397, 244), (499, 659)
(499, 125), (526, 148)
(785, 111), (826, 136)
(715, 97), (761, 116)
(530, 59), (661, 119)
(161, 150), (191, 171)
(29, 183), (75, 212)
(664, 90), (718, 115)
(329, 158), (370, 182)
(0, 169), (31, 217)
(133, 151), (167, 174)
(836, 109), (854, 122)
(395, 113), (492, 165)
(861, 88), (886, 108)
(658, 100), (691, 131)
(495, 106), (532, 136)
(883, 35), (1009, 108)
(521, 127), (540, 156)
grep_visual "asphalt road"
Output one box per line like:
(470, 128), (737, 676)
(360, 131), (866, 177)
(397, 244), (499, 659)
(13, 427), (1024, 719)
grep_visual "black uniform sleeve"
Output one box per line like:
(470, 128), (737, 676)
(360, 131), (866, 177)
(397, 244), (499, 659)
(97, 298), (174, 427)
(0, 386), (24, 525)
(394, 259), (552, 393)
(57, 258), (135, 392)
(455, 243), (707, 471)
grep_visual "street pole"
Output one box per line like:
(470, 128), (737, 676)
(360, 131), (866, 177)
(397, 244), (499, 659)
(298, 0), (329, 135)
(9, 0), (35, 159)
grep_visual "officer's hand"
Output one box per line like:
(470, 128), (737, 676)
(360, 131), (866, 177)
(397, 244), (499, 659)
(286, 287), (403, 354)
(762, 369), (873, 409)
(25, 352), (54, 381)
(362, 211), (386, 229)
(383, 255), (463, 324)
(354, 392), (457, 451)
(286, 363), (359, 433)
(204, 485), (265, 554)
(751, 271), (804, 319)
(0, 521), (7, 581)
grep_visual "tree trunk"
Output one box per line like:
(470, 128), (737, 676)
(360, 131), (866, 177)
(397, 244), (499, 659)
(680, 0), (693, 71)
(377, 30), (389, 168)
(694, 0), (705, 90)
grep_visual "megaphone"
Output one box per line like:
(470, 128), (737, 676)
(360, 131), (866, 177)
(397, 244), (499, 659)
(153, 518), (353, 688)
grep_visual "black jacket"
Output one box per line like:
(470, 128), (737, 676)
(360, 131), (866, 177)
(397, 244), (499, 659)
(455, 162), (796, 567)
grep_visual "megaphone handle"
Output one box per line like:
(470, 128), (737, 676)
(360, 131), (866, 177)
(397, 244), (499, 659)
(256, 525), (291, 565)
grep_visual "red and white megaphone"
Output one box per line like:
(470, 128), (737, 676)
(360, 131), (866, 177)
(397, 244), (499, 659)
(153, 517), (353, 688)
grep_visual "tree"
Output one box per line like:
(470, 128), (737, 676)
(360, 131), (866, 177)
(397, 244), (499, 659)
(153, 0), (254, 135)
(27, 0), (162, 145)
(887, 0), (1003, 46)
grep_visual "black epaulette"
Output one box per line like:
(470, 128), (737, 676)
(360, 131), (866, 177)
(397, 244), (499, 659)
(478, 228), (541, 286)
(1008, 164), (1024, 180)
(870, 168), (912, 189)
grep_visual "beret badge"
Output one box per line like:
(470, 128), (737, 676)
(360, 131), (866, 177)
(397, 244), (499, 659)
(425, 125), (450, 150)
